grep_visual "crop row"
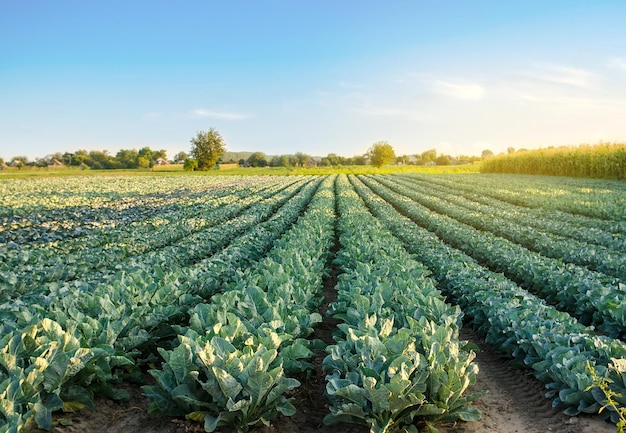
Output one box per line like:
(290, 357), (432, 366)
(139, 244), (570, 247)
(0, 177), (298, 294)
(351, 175), (626, 422)
(384, 175), (626, 282)
(0, 176), (256, 219)
(143, 175), (337, 432)
(0, 177), (323, 432)
(405, 173), (626, 224)
(0, 177), (312, 302)
(0, 176), (285, 266)
(322, 175), (480, 433)
(0, 176), (262, 240)
(366, 175), (626, 338)
(392, 174), (626, 255)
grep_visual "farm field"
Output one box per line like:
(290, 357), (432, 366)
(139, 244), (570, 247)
(1, 173), (625, 433)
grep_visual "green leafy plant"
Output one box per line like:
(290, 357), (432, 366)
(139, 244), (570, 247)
(586, 361), (626, 432)
(144, 332), (299, 433)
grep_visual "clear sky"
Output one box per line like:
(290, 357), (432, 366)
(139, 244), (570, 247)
(2, 0), (626, 160)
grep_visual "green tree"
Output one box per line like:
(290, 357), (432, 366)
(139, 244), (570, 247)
(190, 128), (226, 170)
(173, 151), (188, 163)
(368, 141), (396, 168)
(352, 155), (367, 165)
(435, 155), (451, 165)
(183, 159), (198, 171)
(247, 152), (268, 167)
(482, 149), (494, 158)
(116, 149), (139, 168)
(421, 149), (437, 164)
(294, 152), (311, 167)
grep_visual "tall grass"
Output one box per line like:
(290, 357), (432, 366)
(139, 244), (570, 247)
(481, 143), (626, 179)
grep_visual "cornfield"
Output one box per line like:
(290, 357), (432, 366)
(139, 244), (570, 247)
(481, 143), (626, 179)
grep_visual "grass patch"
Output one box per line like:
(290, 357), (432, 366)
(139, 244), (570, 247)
(0, 162), (481, 179)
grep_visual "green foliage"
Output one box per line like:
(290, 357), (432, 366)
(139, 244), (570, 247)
(481, 142), (626, 179)
(144, 333), (299, 433)
(586, 361), (626, 432)
(324, 175), (481, 432)
(368, 141), (396, 168)
(351, 173), (626, 424)
(190, 128), (226, 171)
(183, 158), (198, 171)
(143, 176), (335, 432)
(0, 319), (130, 432)
(246, 152), (268, 167)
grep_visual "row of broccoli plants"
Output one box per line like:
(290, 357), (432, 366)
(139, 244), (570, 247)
(0, 177), (311, 303)
(0, 178), (323, 433)
(384, 175), (626, 282)
(0, 175), (251, 242)
(393, 174), (626, 254)
(322, 175), (481, 433)
(366, 175), (626, 339)
(350, 175), (626, 423)
(0, 176), (285, 273)
(0, 177), (290, 292)
(143, 175), (337, 432)
(0, 175), (242, 219)
(403, 173), (626, 227)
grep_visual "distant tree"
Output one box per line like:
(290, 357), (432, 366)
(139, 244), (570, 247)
(325, 153), (341, 166)
(482, 149), (494, 158)
(238, 158), (246, 167)
(435, 155), (451, 165)
(11, 156), (29, 165)
(116, 149), (139, 168)
(368, 141), (396, 168)
(507, 147), (515, 154)
(87, 150), (117, 169)
(73, 150), (89, 166)
(137, 156), (150, 168)
(136, 147), (154, 168)
(62, 152), (76, 166)
(396, 155), (410, 165)
(294, 152), (310, 167)
(421, 149), (437, 164)
(190, 128), (226, 170)
(247, 152), (268, 167)
(352, 155), (367, 165)
(288, 155), (299, 167)
(173, 151), (188, 163)
(151, 149), (167, 165)
(270, 155), (291, 167)
(183, 159), (198, 171)
(0, 157), (4, 166)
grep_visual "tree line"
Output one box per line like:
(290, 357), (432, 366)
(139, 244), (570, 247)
(0, 147), (186, 170)
(1, 128), (489, 170)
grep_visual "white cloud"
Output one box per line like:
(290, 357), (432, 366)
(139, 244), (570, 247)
(526, 64), (596, 89)
(433, 80), (485, 100)
(192, 109), (250, 120)
(608, 58), (626, 71)
(518, 94), (626, 107)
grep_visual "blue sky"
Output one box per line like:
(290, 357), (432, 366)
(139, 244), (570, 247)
(2, 1), (626, 160)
